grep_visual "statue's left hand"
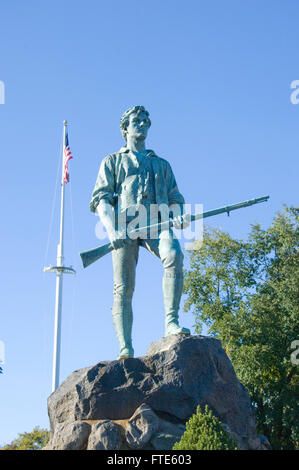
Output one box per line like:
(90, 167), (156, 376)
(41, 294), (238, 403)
(172, 213), (191, 230)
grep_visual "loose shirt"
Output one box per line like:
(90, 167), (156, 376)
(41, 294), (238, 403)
(90, 148), (185, 216)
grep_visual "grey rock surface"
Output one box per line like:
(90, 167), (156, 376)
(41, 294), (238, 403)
(145, 334), (188, 356)
(46, 335), (261, 450)
(150, 419), (186, 450)
(125, 403), (160, 448)
(43, 421), (91, 450)
(87, 420), (122, 450)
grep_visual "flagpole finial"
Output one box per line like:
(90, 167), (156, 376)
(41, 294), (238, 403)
(63, 120), (67, 125)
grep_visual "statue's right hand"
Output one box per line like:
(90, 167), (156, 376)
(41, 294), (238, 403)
(109, 229), (128, 250)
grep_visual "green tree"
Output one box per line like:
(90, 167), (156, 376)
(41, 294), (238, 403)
(183, 206), (299, 450)
(173, 405), (237, 450)
(2, 427), (49, 450)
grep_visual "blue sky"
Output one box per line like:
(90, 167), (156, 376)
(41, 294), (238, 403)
(0, 0), (298, 445)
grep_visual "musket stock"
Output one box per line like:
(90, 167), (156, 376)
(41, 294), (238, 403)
(80, 195), (269, 268)
(80, 243), (113, 268)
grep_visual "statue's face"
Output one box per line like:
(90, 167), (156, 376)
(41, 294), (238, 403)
(126, 111), (150, 141)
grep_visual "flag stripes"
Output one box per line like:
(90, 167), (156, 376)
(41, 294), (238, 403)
(63, 131), (73, 183)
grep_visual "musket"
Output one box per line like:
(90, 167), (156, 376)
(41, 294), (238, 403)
(80, 195), (269, 268)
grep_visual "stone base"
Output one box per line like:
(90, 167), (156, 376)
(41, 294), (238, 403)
(44, 335), (270, 450)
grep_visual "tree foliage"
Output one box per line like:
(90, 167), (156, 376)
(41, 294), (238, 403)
(183, 206), (299, 450)
(173, 405), (237, 450)
(2, 427), (49, 450)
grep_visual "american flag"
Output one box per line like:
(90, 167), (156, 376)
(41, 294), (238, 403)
(63, 130), (73, 184)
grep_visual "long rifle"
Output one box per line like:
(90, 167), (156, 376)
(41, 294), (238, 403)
(80, 195), (269, 268)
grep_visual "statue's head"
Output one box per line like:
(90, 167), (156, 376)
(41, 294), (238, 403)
(120, 105), (151, 142)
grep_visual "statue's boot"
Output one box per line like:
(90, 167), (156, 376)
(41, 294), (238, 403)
(163, 274), (190, 337)
(112, 300), (134, 359)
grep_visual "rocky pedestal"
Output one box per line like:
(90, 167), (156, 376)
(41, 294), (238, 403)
(44, 335), (269, 450)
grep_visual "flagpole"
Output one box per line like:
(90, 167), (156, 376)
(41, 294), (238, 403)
(44, 120), (75, 393)
(58, 120), (67, 268)
(52, 121), (67, 392)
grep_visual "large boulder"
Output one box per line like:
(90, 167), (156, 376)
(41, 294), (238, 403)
(46, 335), (266, 450)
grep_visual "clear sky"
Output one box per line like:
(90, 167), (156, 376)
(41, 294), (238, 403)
(0, 0), (298, 445)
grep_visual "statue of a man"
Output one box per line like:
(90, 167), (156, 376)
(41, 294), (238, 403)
(90, 106), (190, 359)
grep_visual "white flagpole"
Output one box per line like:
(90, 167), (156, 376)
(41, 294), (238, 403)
(44, 120), (75, 393)
(52, 121), (67, 392)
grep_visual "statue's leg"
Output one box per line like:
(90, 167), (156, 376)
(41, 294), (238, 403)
(142, 230), (190, 337)
(111, 241), (139, 359)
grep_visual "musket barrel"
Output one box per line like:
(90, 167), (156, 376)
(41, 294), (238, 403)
(191, 195), (269, 221)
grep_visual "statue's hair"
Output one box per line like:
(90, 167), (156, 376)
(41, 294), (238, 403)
(120, 105), (151, 141)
